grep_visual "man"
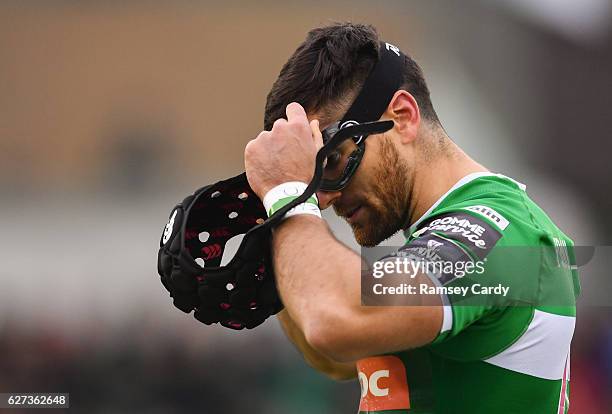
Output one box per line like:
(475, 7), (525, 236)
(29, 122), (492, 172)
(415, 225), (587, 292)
(244, 23), (579, 413)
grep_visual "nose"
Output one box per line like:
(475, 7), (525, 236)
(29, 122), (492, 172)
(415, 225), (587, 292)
(316, 190), (342, 210)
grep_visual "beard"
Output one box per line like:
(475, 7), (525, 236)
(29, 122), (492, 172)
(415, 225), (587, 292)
(347, 137), (412, 247)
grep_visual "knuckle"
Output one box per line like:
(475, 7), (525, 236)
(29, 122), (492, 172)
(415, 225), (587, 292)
(272, 118), (287, 130)
(244, 139), (258, 155)
(287, 115), (303, 125)
(295, 119), (311, 132)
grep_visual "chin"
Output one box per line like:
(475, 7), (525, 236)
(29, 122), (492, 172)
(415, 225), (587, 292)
(352, 227), (374, 247)
(351, 220), (399, 247)
(351, 211), (402, 247)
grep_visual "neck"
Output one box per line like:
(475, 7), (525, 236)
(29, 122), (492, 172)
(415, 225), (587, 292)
(405, 139), (488, 229)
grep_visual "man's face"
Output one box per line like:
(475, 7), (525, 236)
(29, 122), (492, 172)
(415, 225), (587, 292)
(319, 127), (412, 247)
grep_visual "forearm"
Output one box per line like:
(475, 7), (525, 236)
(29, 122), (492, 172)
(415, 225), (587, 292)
(277, 309), (356, 381)
(272, 215), (364, 357)
(272, 215), (442, 361)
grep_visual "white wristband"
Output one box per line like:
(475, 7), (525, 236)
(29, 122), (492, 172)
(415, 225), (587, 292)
(263, 182), (322, 219)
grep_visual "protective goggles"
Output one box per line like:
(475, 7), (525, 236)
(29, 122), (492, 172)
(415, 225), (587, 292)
(317, 41), (405, 192)
(320, 120), (394, 191)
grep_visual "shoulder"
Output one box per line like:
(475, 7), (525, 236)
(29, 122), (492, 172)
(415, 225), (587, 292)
(406, 174), (558, 252)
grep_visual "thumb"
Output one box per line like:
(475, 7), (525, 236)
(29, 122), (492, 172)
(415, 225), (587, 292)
(310, 119), (324, 151)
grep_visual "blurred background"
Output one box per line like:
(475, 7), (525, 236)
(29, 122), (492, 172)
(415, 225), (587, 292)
(1, 1), (611, 413)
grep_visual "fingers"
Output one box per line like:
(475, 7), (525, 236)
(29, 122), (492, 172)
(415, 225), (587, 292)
(310, 119), (323, 151)
(272, 118), (287, 131)
(285, 102), (308, 125)
(270, 102), (320, 150)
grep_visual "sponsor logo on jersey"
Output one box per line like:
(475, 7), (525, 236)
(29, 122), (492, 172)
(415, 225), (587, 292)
(553, 237), (572, 269)
(427, 239), (444, 252)
(398, 237), (444, 262)
(463, 205), (510, 230)
(399, 233), (476, 285)
(428, 216), (487, 248)
(357, 355), (410, 412)
(417, 212), (502, 260)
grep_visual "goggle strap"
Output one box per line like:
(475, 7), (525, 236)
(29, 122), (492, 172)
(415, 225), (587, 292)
(264, 120), (394, 227)
(341, 41), (405, 125)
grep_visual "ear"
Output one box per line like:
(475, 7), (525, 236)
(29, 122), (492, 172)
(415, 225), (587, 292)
(386, 90), (420, 145)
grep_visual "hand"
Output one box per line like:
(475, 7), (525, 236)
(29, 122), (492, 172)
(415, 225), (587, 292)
(245, 102), (323, 200)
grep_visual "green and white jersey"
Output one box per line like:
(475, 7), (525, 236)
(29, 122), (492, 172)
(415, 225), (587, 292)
(356, 173), (580, 414)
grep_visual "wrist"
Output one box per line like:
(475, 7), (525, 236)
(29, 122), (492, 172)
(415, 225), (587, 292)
(263, 182), (322, 219)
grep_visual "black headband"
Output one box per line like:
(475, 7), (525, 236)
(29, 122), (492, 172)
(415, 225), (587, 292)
(340, 41), (405, 125)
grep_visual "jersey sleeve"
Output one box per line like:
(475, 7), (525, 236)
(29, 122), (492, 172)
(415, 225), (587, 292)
(402, 207), (508, 345)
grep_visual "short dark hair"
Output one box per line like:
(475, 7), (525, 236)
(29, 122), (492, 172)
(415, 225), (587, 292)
(264, 22), (439, 130)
